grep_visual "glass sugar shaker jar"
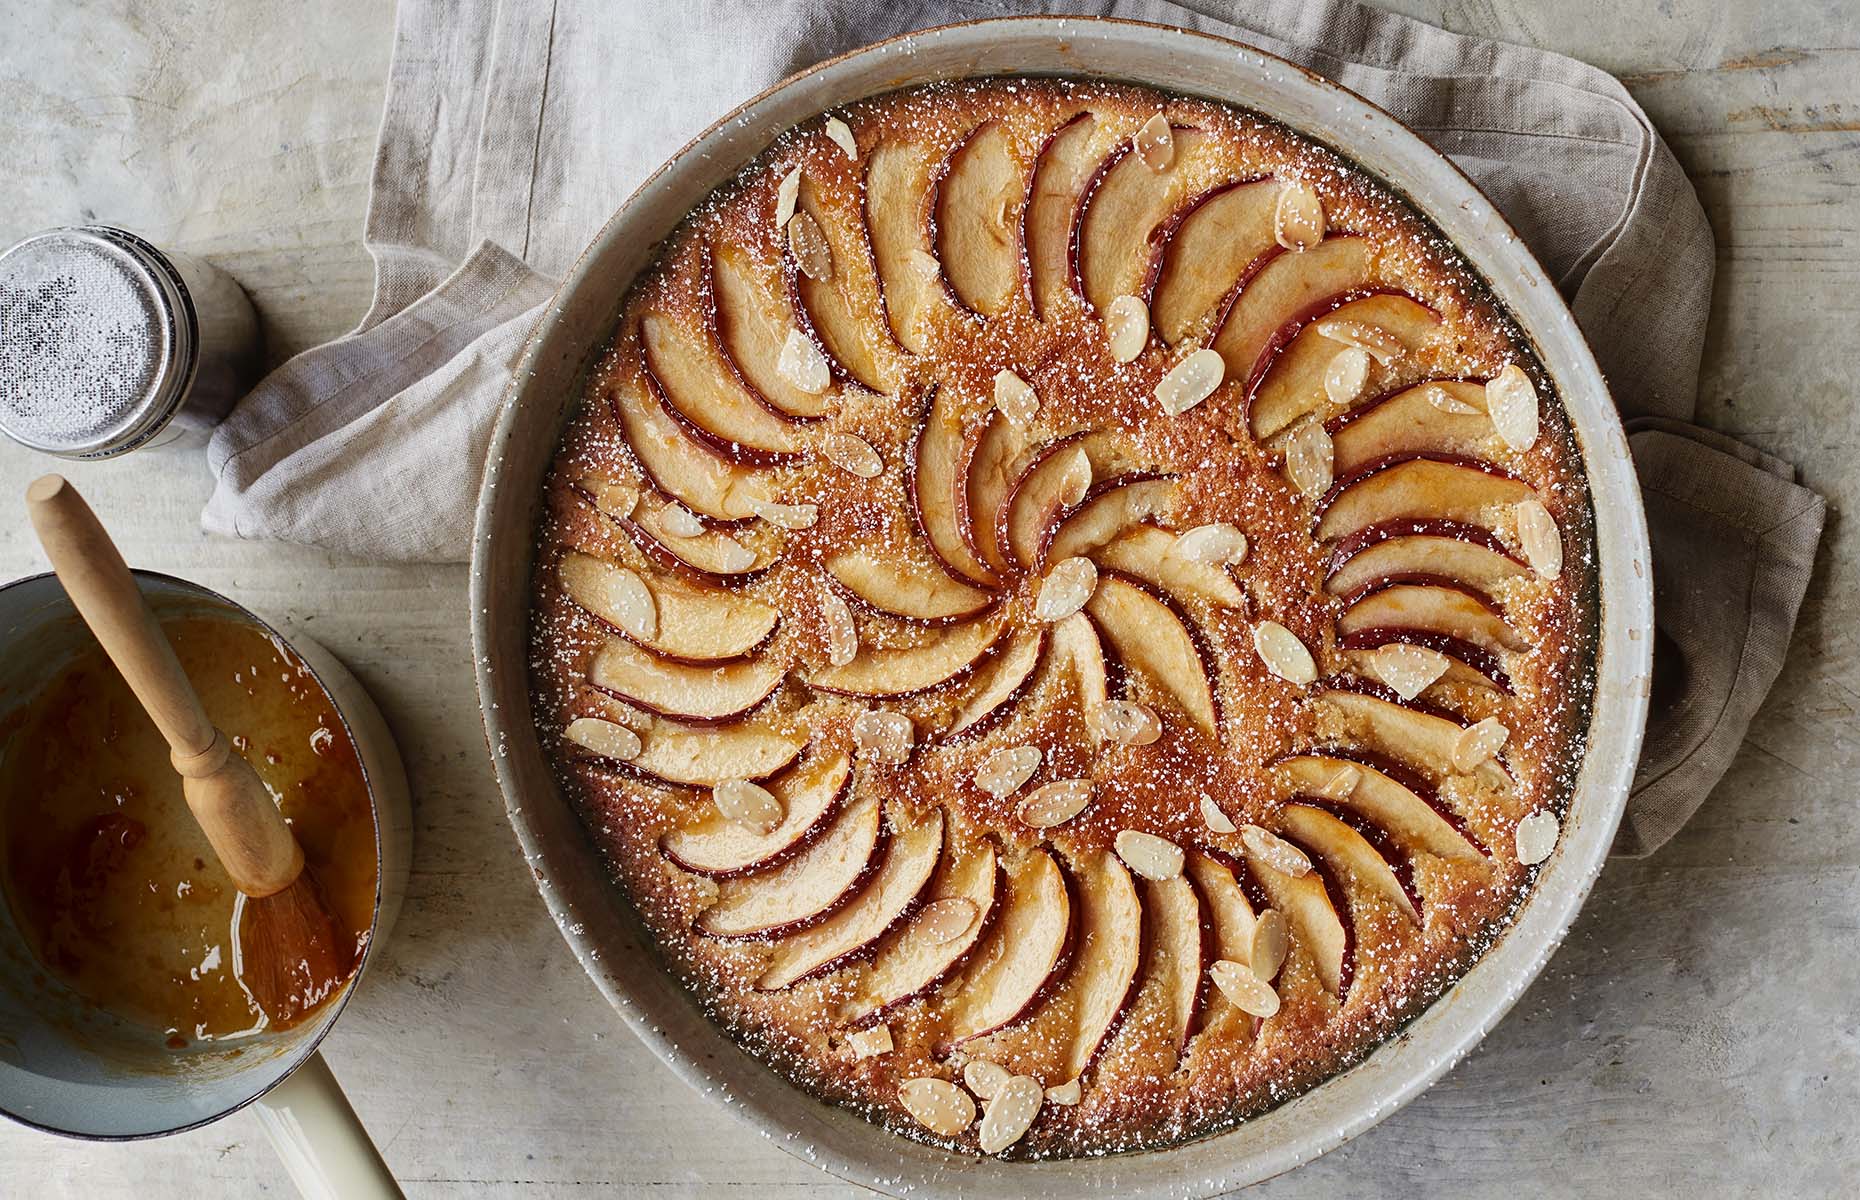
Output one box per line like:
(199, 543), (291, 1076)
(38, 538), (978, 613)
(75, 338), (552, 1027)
(0, 226), (262, 459)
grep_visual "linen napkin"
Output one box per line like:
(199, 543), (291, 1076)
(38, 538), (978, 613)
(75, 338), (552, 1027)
(202, 0), (1824, 855)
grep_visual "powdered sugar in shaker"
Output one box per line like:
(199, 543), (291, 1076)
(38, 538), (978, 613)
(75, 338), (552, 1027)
(0, 226), (261, 459)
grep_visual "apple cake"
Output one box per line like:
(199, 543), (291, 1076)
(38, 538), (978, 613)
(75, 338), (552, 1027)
(528, 76), (1595, 1158)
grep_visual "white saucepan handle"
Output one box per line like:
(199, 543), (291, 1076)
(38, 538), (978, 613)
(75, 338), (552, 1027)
(252, 1051), (404, 1200)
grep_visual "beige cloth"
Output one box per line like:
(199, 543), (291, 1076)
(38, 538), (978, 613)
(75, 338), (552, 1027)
(202, 0), (1823, 855)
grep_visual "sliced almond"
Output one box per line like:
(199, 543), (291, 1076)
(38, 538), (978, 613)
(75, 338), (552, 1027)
(1366, 642), (1450, 701)
(1044, 1078), (1082, 1106)
(774, 167), (802, 230)
(580, 477), (640, 519)
(1174, 522), (1248, 566)
(787, 209), (833, 281)
(820, 587), (859, 667)
(1320, 763), (1363, 801)
(1055, 446), (1094, 508)
(749, 497), (819, 530)
(658, 503), (705, 538)
(919, 897), (980, 945)
(993, 369), (1039, 427)
(1486, 363), (1540, 451)
(1515, 810), (1559, 866)
(1116, 830), (1185, 880)
(853, 709), (914, 765)
(1035, 556), (1098, 622)
(1155, 348), (1226, 415)
(713, 778), (784, 836)
(974, 745), (1041, 798)
(1273, 182), (1325, 251)
(1515, 498), (1563, 579)
(899, 1077), (975, 1138)
(1199, 794), (1237, 834)
(962, 1059), (1011, 1100)
(824, 116), (858, 161)
(1105, 294), (1150, 362)
(1315, 318), (1405, 365)
(589, 563), (658, 640)
(712, 535), (758, 573)
(1016, 778), (1092, 829)
(1425, 383), (1484, 415)
(978, 1074), (1043, 1154)
(1132, 113), (1175, 172)
(848, 1024), (892, 1059)
(908, 247), (941, 279)
(1093, 699), (1162, 747)
(562, 716), (642, 762)
(1249, 909), (1290, 980)
(1252, 620), (1317, 685)
(1241, 824), (1312, 877)
(1284, 420), (1335, 498)
(1322, 345), (1372, 409)
(777, 328), (830, 395)
(1211, 959), (1281, 1018)
(1452, 716), (1510, 773)
(822, 432), (882, 478)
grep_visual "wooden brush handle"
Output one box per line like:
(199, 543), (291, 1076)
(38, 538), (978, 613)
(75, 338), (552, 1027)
(26, 475), (304, 897)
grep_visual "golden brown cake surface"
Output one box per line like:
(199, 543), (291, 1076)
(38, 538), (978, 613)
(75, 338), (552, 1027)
(526, 77), (1597, 1158)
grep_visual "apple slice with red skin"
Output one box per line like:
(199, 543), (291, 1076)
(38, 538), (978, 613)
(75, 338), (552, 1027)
(1086, 571), (1220, 735)
(1022, 112), (1099, 318)
(708, 241), (831, 420)
(999, 431), (1140, 570)
(946, 628), (1047, 738)
(662, 751), (850, 876)
(1056, 850), (1147, 1081)
(588, 636), (785, 725)
(1243, 836), (1353, 997)
(1340, 627), (1511, 694)
(609, 373), (775, 522)
(931, 120), (1022, 318)
(1185, 850), (1263, 1040)
(824, 544), (996, 625)
(1050, 611), (1110, 727)
(1279, 802), (1420, 924)
(865, 139), (944, 355)
(697, 790), (882, 939)
(1142, 873), (1214, 1057)
(1277, 751), (1488, 860)
(1148, 177), (1280, 343)
(943, 847), (1076, 1048)
(1339, 578), (1527, 654)
(1073, 126), (1208, 315)
(1248, 292), (1444, 439)
(597, 718), (802, 791)
(808, 611), (1005, 699)
(966, 411), (1032, 574)
(1037, 473), (1178, 570)
(1093, 523), (1247, 609)
(560, 551), (779, 664)
(640, 312), (804, 465)
(572, 478), (775, 586)
(1318, 683), (1511, 791)
(784, 177), (890, 393)
(1324, 518), (1526, 600)
(1328, 379), (1492, 474)
(1209, 235), (1376, 395)
(1314, 454), (1533, 543)
(848, 835), (1000, 1026)
(909, 383), (997, 586)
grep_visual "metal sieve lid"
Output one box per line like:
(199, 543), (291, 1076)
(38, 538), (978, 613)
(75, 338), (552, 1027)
(0, 227), (190, 457)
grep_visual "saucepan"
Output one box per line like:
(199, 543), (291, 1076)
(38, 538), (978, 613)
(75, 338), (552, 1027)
(470, 16), (1653, 1196)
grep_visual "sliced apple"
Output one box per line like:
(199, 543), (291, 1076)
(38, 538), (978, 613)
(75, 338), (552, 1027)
(824, 544), (995, 624)
(1318, 684), (1510, 790)
(849, 836), (999, 1025)
(1324, 518), (1526, 600)
(758, 806), (944, 990)
(1023, 112), (1099, 319)
(1057, 850), (1146, 1080)
(1143, 873), (1212, 1055)
(808, 611), (1004, 699)
(909, 384), (996, 585)
(946, 629), (1047, 738)
(1209, 235), (1375, 391)
(1339, 628), (1511, 694)
(1186, 850), (1259, 967)
(573, 479), (775, 586)
(966, 411), (1031, 574)
(1050, 611), (1109, 721)
(1248, 292), (1444, 440)
(560, 551), (778, 663)
(1315, 454), (1533, 544)
(609, 372), (775, 522)
(662, 751), (849, 875)
(615, 717), (803, 790)
(1075, 127), (1208, 314)
(999, 431), (1139, 569)
(1086, 572), (1218, 735)
(932, 120), (1021, 317)
(945, 847), (1075, 1046)
(708, 241), (831, 419)
(1280, 802), (1419, 924)
(1038, 474), (1177, 569)
(1278, 752), (1486, 861)
(1093, 524), (1246, 608)
(1339, 579), (1526, 654)
(1149, 177), (1279, 343)
(1328, 380), (1492, 474)
(640, 312), (803, 464)
(1243, 838), (1351, 996)
(588, 636), (785, 724)
(865, 139), (944, 355)
(696, 790), (881, 938)
(786, 178), (889, 393)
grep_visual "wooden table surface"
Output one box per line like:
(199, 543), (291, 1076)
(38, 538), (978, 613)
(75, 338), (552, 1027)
(2, 2), (1854, 1195)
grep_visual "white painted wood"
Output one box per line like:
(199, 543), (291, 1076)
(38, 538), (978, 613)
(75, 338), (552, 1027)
(2, 1), (1854, 1194)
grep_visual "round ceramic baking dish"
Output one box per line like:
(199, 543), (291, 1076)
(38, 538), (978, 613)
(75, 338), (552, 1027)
(471, 17), (1653, 1195)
